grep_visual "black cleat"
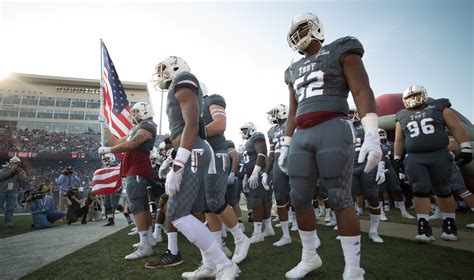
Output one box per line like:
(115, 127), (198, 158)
(144, 250), (183, 269)
(415, 218), (435, 243)
(441, 218), (458, 241)
(103, 218), (115, 226)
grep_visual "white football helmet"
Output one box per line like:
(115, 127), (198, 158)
(287, 13), (325, 52)
(150, 147), (159, 165)
(153, 56), (191, 90)
(267, 104), (288, 124)
(102, 153), (116, 166)
(130, 102), (154, 124)
(240, 122), (256, 139)
(403, 85), (428, 109)
(378, 128), (387, 142)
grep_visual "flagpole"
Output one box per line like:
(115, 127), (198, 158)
(99, 39), (105, 147)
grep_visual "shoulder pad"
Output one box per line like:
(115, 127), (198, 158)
(226, 140), (235, 149)
(207, 94), (226, 108)
(252, 132), (266, 142)
(139, 120), (157, 134)
(395, 109), (406, 122)
(174, 72), (199, 90)
(333, 36), (364, 62)
(432, 98), (451, 110)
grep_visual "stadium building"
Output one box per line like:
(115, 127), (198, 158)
(0, 73), (151, 187)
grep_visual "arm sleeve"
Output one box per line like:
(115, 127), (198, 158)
(208, 94), (226, 108)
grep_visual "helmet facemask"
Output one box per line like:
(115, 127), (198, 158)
(378, 129), (387, 143)
(153, 63), (172, 90)
(287, 13), (324, 52)
(402, 85), (428, 109)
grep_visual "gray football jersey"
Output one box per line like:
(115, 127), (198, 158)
(126, 119), (157, 154)
(166, 72), (203, 140)
(243, 132), (266, 172)
(381, 141), (393, 159)
(226, 140), (235, 149)
(395, 99), (451, 153)
(284, 36), (364, 117)
(202, 94), (227, 151)
(267, 123), (286, 153)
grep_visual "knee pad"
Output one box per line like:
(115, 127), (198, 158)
(413, 192), (430, 198)
(290, 189), (312, 209)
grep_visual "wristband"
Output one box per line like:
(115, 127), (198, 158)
(252, 165), (262, 175)
(460, 142), (472, 152)
(282, 136), (292, 146)
(360, 113), (379, 136)
(174, 147), (191, 168)
(394, 155), (401, 160)
(257, 153), (267, 158)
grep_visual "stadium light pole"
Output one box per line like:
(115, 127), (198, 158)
(146, 79), (164, 137)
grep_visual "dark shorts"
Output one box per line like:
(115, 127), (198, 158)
(273, 154), (290, 202)
(352, 162), (379, 199)
(204, 150), (229, 212)
(125, 176), (151, 214)
(288, 117), (355, 210)
(405, 149), (452, 196)
(449, 162), (465, 193)
(166, 138), (210, 221)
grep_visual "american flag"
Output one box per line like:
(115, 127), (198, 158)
(101, 40), (133, 138)
(91, 166), (122, 195)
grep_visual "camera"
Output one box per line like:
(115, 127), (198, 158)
(61, 166), (74, 176)
(20, 190), (44, 204)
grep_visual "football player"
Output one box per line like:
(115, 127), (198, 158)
(99, 101), (157, 260)
(280, 13), (382, 279)
(378, 129), (415, 219)
(394, 85), (472, 242)
(352, 116), (385, 244)
(240, 122), (273, 244)
(225, 139), (245, 232)
(183, 88), (250, 279)
(147, 56), (239, 279)
(262, 104), (294, 246)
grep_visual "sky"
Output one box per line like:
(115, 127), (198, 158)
(0, 0), (472, 146)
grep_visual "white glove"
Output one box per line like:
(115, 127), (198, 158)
(278, 146), (289, 174)
(249, 173), (259, 189)
(227, 172), (236, 185)
(261, 172), (270, 190)
(98, 115), (109, 129)
(98, 146), (112, 155)
(159, 157), (172, 179)
(358, 132), (382, 173)
(375, 161), (387, 185)
(165, 167), (183, 198)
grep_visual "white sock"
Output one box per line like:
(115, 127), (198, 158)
(212, 231), (222, 246)
(204, 240), (232, 267)
(200, 248), (217, 270)
(339, 235), (361, 267)
(314, 208), (318, 217)
(280, 221), (290, 238)
(441, 212), (455, 220)
(417, 214), (429, 221)
(154, 223), (162, 234)
(288, 209), (294, 223)
(369, 214), (380, 233)
(167, 232), (179, 255)
(319, 205), (325, 213)
(299, 229), (317, 251)
(228, 223), (245, 242)
(172, 214), (214, 251)
(397, 201), (408, 215)
(139, 230), (150, 247)
(253, 222), (262, 234)
(148, 226), (154, 241)
(263, 218), (272, 230)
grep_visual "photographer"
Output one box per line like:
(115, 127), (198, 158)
(0, 157), (27, 227)
(56, 166), (81, 213)
(25, 184), (65, 229)
(64, 186), (92, 225)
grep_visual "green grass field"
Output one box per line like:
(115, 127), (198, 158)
(0, 214), (65, 238)
(23, 213), (474, 280)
